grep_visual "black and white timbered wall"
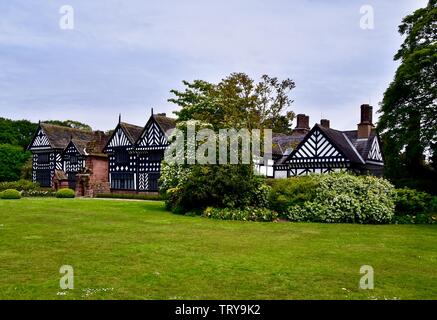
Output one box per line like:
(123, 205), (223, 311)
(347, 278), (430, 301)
(276, 127), (349, 177)
(104, 116), (171, 192)
(105, 126), (137, 191)
(28, 127), (62, 187)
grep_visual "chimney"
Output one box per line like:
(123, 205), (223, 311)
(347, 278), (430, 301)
(294, 114), (310, 134)
(320, 119), (330, 129)
(357, 104), (374, 139)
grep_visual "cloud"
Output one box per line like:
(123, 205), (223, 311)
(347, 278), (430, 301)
(0, 0), (428, 130)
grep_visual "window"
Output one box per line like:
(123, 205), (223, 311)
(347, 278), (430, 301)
(115, 151), (129, 164)
(36, 170), (51, 187)
(111, 173), (135, 190)
(37, 153), (50, 164)
(70, 156), (78, 164)
(148, 152), (162, 162)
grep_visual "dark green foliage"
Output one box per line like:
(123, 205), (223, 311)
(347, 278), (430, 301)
(394, 187), (433, 216)
(0, 118), (38, 149)
(203, 207), (278, 222)
(0, 179), (39, 192)
(96, 193), (162, 201)
(163, 164), (270, 214)
(0, 189), (21, 199)
(55, 188), (75, 198)
(0, 144), (32, 182)
(378, 1), (437, 187)
(266, 176), (318, 215)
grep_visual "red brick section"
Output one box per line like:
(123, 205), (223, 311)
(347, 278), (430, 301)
(75, 156), (110, 197)
(357, 104), (374, 139)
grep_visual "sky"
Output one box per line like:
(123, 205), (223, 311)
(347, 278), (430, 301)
(0, 0), (429, 131)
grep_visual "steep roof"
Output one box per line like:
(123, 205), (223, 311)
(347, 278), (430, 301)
(342, 129), (378, 161)
(153, 114), (177, 135)
(272, 132), (306, 156)
(39, 123), (96, 150)
(315, 124), (365, 164)
(119, 122), (143, 144)
(35, 123), (108, 156)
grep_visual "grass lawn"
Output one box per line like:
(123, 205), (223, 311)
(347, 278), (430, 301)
(0, 198), (436, 300)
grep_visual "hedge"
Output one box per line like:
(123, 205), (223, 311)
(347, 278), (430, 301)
(0, 189), (21, 199)
(55, 188), (75, 198)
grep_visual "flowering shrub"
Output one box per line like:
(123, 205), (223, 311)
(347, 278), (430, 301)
(283, 173), (395, 224)
(203, 207), (278, 222)
(21, 190), (56, 197)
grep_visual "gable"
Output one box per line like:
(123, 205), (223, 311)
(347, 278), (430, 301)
(137, 118), (168, 150)
(287, 128), (347, 163)
(367, 137), (383, 162)
(29, 128), (51, 150)
(106, 127), (132, 149)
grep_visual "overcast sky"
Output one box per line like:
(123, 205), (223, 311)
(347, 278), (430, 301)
(0, 0), (428, 131)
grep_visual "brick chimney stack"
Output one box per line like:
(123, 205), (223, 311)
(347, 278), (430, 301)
(294, 114), (310, 134)
(320, 119), (330, 129)
(357, 104), (374, 139)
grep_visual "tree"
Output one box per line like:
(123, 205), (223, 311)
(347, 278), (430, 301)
(378, 1), (437, 182)
(0, 144), (31, 182)
(169, 73), (296, 132)
(44, 120), (92, 131)
(0, 118), (38, 149)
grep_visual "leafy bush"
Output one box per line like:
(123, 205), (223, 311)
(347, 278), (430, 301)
(394, 187), (433, 216)
(55, 188), (75, 198)
(392, 214), (436, 225)
(96, 193), (162, 201)
(267, 175), (318, 215)
(0, 189), (21, 199)
(203, 207), (278, 222)
(21, 190), (56, 197)
(161, 163), (271, 214)
(0, 179), (39, 192)
(280, 173), (395, 224)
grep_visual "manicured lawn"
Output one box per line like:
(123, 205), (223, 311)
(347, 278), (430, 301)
(0, 198), (436, 300)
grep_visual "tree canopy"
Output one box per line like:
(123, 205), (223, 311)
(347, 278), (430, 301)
(169, 73), (296, 133)
(378, 0), (437, 187)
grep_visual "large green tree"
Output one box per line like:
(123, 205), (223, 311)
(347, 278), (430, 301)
(43, 120), (92, 131)
(378, 0), (437, 183)
(169, 73), (296, 132)
(0, 144), (31, 182)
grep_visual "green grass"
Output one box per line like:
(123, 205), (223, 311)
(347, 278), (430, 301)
(0, 198), (436, 300)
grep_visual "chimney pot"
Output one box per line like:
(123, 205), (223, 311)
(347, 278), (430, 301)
(320, 119), (330, 129)
(294, 114), (310, 135)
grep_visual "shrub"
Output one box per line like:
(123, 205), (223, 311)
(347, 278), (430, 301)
(267, 175), (318, 215)
(161, 163), (271, 214)
(281, 173), (395, 224)
(21, 190), (56, 197)
(0, 189), (21, 199)
(203, 207), (278, 222)
(55, 188), (75, 198)
(96, 193), (162, 201)
(0, 179), (39, 192)
(394, 187), (433, 216)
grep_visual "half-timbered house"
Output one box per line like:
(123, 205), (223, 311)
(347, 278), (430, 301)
(135, 113), (176, 192)
(274, 104), (384, 177)
(103, 112), (176, 193)
(28, 123), (109, 195)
